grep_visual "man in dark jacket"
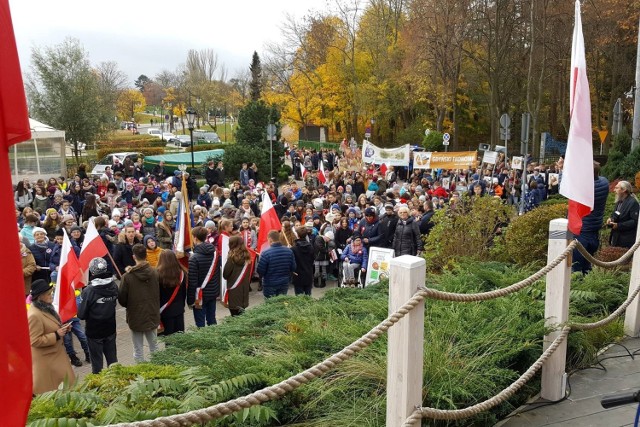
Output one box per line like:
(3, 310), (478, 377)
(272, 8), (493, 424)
(392, 206), (423, 256)
(419, 201), (435, 235)
(608, 180), (640, 249)
(118, 244), (160, 362)
(378, 203), (398, 248)
(572, 162), (609, 274)
(187, 226), (219, 327)
(358, 208), (385, 250)
(257, 230), (296, 298)
(291, 227), (314, 296)
(205, 161), (219, 187)
(78, 257), (119, 374)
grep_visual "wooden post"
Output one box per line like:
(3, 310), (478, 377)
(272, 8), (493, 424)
(541, 218), (571, 401)
(624, 215), (640, 336)
(386, 255), (425, 427)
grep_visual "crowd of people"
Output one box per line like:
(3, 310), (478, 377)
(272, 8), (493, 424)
(16, 144), (639, 394)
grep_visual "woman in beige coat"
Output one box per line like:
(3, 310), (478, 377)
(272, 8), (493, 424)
(21, 239), (36, 296)
(27, 279), (76, 394)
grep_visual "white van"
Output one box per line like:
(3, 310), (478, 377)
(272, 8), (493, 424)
(90, 152), (141, 178)
(147, 128), (162, 137)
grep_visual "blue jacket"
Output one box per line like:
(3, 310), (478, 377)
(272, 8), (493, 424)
(257, 243), (296, 287)
(580, 176), (609, 234)
(341, 244), (368, 267)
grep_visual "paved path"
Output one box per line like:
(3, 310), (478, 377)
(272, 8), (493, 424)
(69, 280), (337, 380)
(499, 337), (640, 427)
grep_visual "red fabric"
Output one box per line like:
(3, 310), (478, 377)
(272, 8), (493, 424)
(318, 160), (327, 184)
(54, 232), (80, 323)
(0, 0), (34, 421)
(256, 193), (282, 253)
(77, 219), (108, 288)
(379, 163), (388, 175)
(568, 200), (591, 236)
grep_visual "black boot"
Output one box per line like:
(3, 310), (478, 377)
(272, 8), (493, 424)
(69, 354), (82, 367)
(84, 351), (91, 364)
(313, 276), (320, 288)
(320, 278), (327, 288)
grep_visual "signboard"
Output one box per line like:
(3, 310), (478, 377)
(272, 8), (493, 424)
(443, 133), (450, 146)
(482, 150), (498, 165)
(598, 130), (608, 144)
(364, 247), (395, 287)
(512, 156), (524, 170)
(362, 141), (410, 166)
(413, 151), (478, 170)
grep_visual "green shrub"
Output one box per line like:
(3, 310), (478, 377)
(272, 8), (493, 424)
(96, 146), (164, 159)
(424, 197), (516, 270)
(502, 203), (568, 265)
(105, 133), (159, 144)
(423, 130), (445, 152)
(602, 150), (626, 181)
(188, 142), (235, 153)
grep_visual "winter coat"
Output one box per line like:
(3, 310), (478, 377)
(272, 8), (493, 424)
(28, 305), (76, 394)
(392, 216), (423, 256)
(159, 273), (186, 319)
(32, 195), (50, 214)
(378, 214), (398, 248)
(581, 176), (610, 234)
(341, 243), (368, 268)
(21, 244), (37, 295)
(30, 241), (56, 283)
(15, 191), (33, 209)
(187, 242), (220, 306)
(77, 277), (118, 338)
(257, 243), (296, 287)
(313, 234), (336, 262)
(358, 218), (385, 248)
(113, 240), (141, 274)
(222, 257), (251, 311)
(419, 211), (435, 235)
(610, 196), (640, 248)
(291, 239), (314, 288)
(156, 221), (175, 249)
(118, 261), (161, 332)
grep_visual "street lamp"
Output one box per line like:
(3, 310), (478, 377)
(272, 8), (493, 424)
(186, 107), (197, 173)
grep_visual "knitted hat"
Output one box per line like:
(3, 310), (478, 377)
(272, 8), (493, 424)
(61, 214), (75, 223)
(108, 220), (117, 228)
(143, 235), (157, 246)
(88, 257), (108, 277)
(324, 230), (334, 240)
(45, 208), (57, 216)
(331, 203), (341, 211)
(111, 208), (121, 218)
(205, 220), (216, 229)
(70, 226), (82, 234)
(33, 226), (47, 236)
(364, 207), (376, 217)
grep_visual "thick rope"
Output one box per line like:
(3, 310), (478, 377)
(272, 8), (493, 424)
(401, 327), (571, 425)
(423, 241), (576, 302)
(572, 277), (640, 331)
(109, 289), (430, 427)
(575, 239), (640, 268)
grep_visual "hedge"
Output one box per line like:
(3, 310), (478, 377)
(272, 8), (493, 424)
(96, 146), (165, 160)
(187, 142), (235, 153)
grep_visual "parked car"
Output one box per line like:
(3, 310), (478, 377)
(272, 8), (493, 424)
(193, 130), (221, 143)
(90, 152), (142, 177)
(169, 135), (192, 147)
(147, 128), (162, 137)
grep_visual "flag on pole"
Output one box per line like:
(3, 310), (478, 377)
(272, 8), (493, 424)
(174, 173), (193, 268)
(77, 218), (108, 288)
(256, 192), (282, 253)
(53, 230), (81, 323)
(318, 157), (327, 184)
(300, 162), (308, 179)
(559, 0), (595, 236)
(0, 0), (35, 422)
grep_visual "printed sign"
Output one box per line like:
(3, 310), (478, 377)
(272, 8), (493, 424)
(512, 156), (524, 170)
(413, 151), (478, 170)
(362, 141), (410, 166)
(364, 247), (395, 287)
(482, 150), (498, 165)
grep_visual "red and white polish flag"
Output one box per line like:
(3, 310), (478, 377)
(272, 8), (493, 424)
(256, 192), (282, 253)
(559, 0), (594, 236)
(77, 218), (108, 288)
(318, 157), (327, 184)
(300, 162), (308, 179)
(53, 230), (81, 323)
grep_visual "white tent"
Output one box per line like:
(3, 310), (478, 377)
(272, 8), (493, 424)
(10, 118), (66, 183)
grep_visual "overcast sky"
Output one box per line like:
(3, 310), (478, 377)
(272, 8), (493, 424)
(9, 0), (327, 85)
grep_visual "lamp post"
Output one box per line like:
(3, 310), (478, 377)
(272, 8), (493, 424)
(186, 107), (197, 173)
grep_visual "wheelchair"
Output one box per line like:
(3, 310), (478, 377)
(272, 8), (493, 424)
(338, 258), (365, 288)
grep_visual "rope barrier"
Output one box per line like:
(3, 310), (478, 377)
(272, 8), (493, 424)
(423, 241), (576, 302)
(107, 232), (640, 427)
(401, 327), (571, 425)
(109, 289), (430, 426)
(574, 239), (640, 268)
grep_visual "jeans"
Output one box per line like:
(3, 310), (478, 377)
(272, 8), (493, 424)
(263, 284), (289, 298)
(87, 333), (118, 374)
(573, 232), (600, 274)
(193, 299), (217, 327)
(63, 318), (89, 357)
(131, 329), (158, 363)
